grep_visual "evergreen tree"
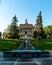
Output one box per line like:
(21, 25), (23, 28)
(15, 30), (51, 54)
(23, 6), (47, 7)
(8, 15), (19, 39)
(36, 11), (44, 39)
(33, 31), (38, 38)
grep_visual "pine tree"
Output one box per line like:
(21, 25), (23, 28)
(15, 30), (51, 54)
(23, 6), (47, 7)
(8, 15), (19, 39)
(36, 11), (44, 39)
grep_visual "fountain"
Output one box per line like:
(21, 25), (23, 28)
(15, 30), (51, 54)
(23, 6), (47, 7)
(3, 39), (49, 59)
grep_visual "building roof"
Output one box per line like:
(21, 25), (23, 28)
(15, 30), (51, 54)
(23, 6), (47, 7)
(19, 19), (33, 29)
(19, 24), (33, 29)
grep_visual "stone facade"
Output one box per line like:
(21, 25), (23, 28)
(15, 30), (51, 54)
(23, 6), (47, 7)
(18, 19), (36, 39)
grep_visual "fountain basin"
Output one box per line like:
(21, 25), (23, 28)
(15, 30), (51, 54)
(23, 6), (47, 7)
(3, 50), (49, 59)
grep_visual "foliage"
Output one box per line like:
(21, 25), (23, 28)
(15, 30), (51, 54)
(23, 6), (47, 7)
(33, 31), (38, 38)
(4, 15), (20, 39)
(38, 31), (47, 39)
(33, 12), (51, 39)
(33, 31), (47, 39)
(33, 11), (45, 39)
(44, 25), (52, 39)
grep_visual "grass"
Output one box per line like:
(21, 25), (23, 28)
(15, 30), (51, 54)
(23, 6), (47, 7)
(0, 39), (22, 51)
(0, 38), (52, 51)
(30, 39), (52, 50)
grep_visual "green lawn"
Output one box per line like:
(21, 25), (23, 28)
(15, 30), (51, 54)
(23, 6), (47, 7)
(0, 39), (52, 51)
(0, 39), (22, 51)
(30, 39), (52, 50)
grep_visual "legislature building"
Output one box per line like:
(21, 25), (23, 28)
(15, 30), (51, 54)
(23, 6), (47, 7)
(18, 19), (36, 39)
(3, 12), (43, 39)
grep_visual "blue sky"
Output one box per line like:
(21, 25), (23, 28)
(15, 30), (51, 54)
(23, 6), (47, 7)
(0, 0), (52, 32)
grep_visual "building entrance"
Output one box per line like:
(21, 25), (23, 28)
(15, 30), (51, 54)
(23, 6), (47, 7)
(25, 31), (27, 35)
